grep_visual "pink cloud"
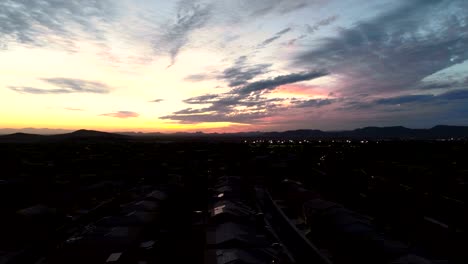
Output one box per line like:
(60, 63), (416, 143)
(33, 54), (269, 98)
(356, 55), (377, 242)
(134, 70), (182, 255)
(274, 84), (330, 97)
(101, 111), (139, 118)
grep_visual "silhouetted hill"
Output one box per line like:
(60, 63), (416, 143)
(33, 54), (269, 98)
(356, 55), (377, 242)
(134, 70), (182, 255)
(0, 133), (46, 143)
(345, 125), (468, 139)
(429, 125), (468, 138)
(249, 126), (468, 139)
(263, 129), (327, 138)
(344, 126), (420, 139)
(0, 128), (72, 135)
(262, 126), (468, 139)
(63, 129), (127, 139)
(117, 131), (163, 137)
(1, 125), (467, 143)
(0, 129), (129, 143)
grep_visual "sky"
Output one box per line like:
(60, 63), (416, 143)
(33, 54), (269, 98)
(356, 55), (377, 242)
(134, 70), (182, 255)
(1, 0), (468, 133)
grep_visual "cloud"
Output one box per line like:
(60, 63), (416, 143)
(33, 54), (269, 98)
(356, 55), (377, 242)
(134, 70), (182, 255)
(437, 89), (468, 100)
(221, 57), (272, 87)
(237, 70), (328, 94)
(258, 27), (291, 48)
(150, 99), (164, 103)
(161, 111), (272, 124)
(292, 98), (336, 108)
(184, 74), (211, 82)
(306, 15), (338, 34)
(259, 36), (282, 48)
(161, 93), (285, 123)
(184, 94), (220, 104)
(345, 89), (468, 109)
(375, 94), (435, 105)
(156, 0), (212, 67)
(65, 107), (84, 111)
(276, 27), (292, 35)
(163, 69), (327, 124)
(42, 78), (111, 93)
(244, 0), (324, 16)
(9, 86), (67, 95)
(173, 107), (211, 115)
(183, 55), (272, 87)
(418, 78), (468, 90)
(294, 0), (468, 96)
(163, 92), (286, 124)
(9, 78), (111, 94)
(274, 83), (329, 96)
(0, 0), (114, 50)
(275, 0), (468, 129)
(101, 111), (139, 118)
(395, 89), (468, 104)
(418, 82), (457, 90)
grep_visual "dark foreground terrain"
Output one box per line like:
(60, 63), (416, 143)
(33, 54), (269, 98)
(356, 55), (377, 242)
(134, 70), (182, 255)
(0, 132), (467, 263)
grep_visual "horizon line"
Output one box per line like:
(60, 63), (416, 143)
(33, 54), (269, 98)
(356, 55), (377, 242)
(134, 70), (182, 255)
(0, 124), (465, 136)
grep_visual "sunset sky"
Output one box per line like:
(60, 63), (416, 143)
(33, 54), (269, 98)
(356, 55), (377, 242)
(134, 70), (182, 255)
(1, 0), (468, 133)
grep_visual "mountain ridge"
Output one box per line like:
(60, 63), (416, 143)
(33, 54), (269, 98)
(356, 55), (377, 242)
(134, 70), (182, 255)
(1, 125), (468, 142)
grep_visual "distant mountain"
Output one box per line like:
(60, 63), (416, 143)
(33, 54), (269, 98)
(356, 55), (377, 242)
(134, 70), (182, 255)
(263, 129), (327, 138)
(428, 125), (468, 138)
(117, 131), (163, 137)
(0, 133), (46, 143)
(0, 129), (129, 143)
(0, 125), (467, 143)
(0, 128), (72, 135)
(260, 126), (468, 139)
(63, 129), (127, 139)
(345, 125), (468, 139)
(344, 126), (420, 139)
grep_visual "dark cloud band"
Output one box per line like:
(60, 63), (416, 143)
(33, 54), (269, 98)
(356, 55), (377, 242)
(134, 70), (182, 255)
(9, 78), (111, 94)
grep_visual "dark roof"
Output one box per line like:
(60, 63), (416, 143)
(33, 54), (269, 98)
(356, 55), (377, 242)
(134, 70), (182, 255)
(215, 176), (242, 188)
(206, 248), (278, 264)
(120, 200), (160, 213)
(145, 190), (168, 201)
(206, 222), (270, 248)
(303, 199), (339, 212)
(211, 201), (254, 219)
(96, 212), (157, 226)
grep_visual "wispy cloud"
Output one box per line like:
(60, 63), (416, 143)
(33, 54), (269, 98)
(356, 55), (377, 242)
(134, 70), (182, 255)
(306, 15), (338, 34)
(343, 89), (468, 110)
(101, 111), (139, 118)
(42, 78), (111, 93)
(0, 0), (114, 50)
(236, 70), (328, 94)
(375, 94), (435, 105)
(150, 99), (164, 103)
(183, 55), (272, 87)
(295, 0), (468, 96)
(438, 89), (468, 100)
(221, 56), (272, 87)
(258, 27), (291, 48)
(156, 0), (212, 67)
(418, 77), (468, 90)
(9, 86), (66, 95)
(183, 94), (220, 104)
(275, 0), (468, 129)
(161, 92), (286, 123)
(292, 98), (336, 108)
(9, 78), (112, 94)
(162, 69), (327, 124)
(246, 0), (325, 16)
(184, 74), (210, 82)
